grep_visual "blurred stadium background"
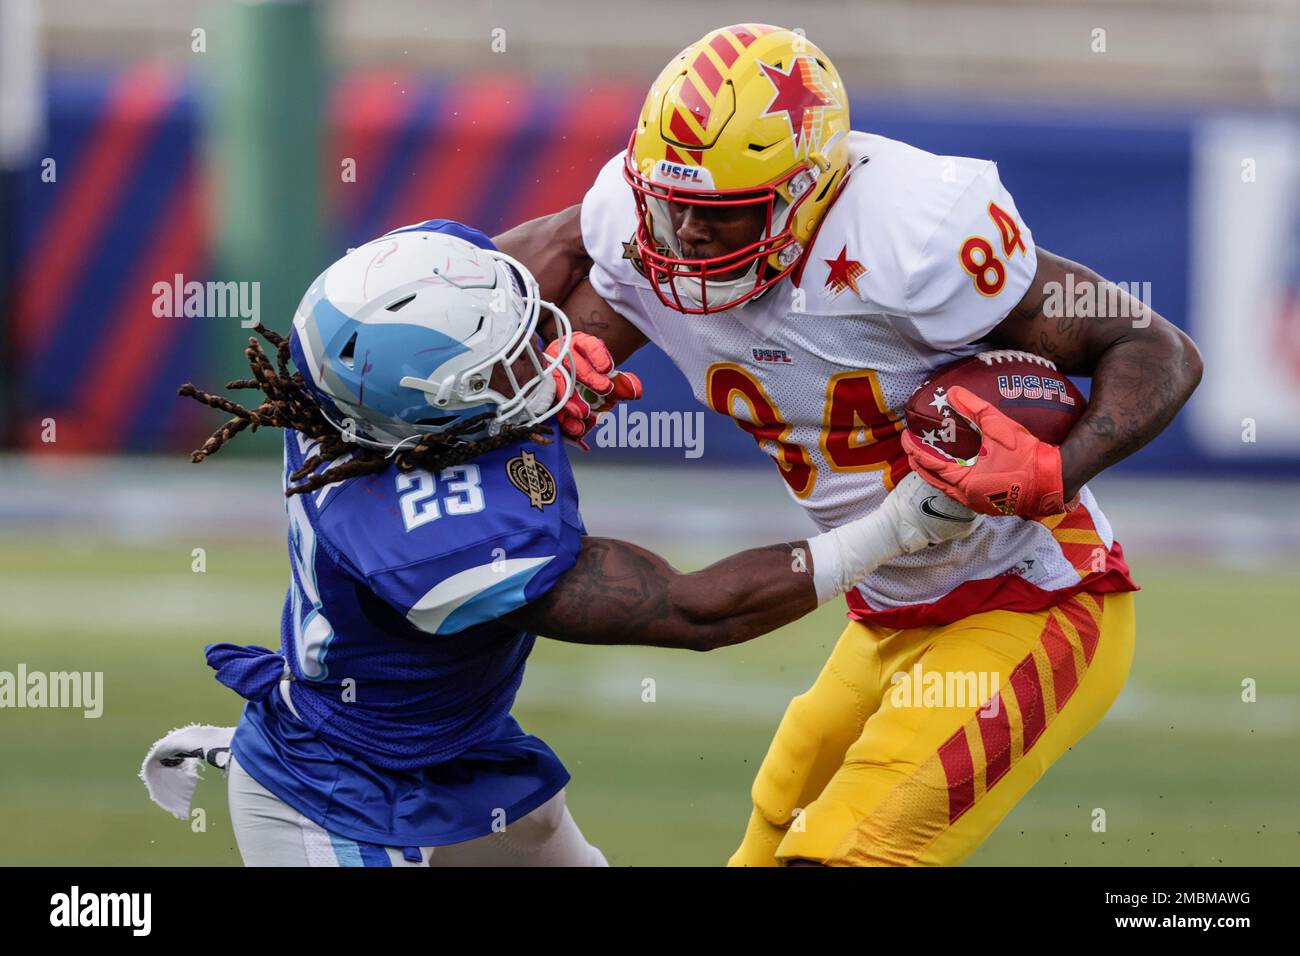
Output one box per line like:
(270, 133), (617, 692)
(1, 0), (1297, 866)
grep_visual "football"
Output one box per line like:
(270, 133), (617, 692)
(903, 349), (1087, 461)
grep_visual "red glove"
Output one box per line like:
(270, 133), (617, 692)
(546, 331), (643, 450)
(900, 386), (1073, 518)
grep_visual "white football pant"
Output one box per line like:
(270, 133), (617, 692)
(227, 755), (609, 867)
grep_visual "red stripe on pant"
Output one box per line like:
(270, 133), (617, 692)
(1059, 595), (1104, 664)
(1010, 653), (1047, 753)
(977, 691), (1014, 792)
(938, 598), (1097, 825)
(938, 730), (976, 824)
(1041, 613), (1080, 709)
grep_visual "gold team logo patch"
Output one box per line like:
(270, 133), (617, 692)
(622, 237), (649, 279)
(622, 235), (670, 280)
(506, 450), (557, 510)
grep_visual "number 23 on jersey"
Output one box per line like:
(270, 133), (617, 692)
(396, 465), (486, 531)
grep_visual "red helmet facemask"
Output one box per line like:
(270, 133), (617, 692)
(622, 134), (819, 315)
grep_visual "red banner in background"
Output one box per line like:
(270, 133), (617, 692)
(14, 68), (1273, 479)
(12, 68), (642, 455)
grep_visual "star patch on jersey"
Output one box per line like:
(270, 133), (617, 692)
(823, 245), (866, 298)
(506, 450), (557, 510)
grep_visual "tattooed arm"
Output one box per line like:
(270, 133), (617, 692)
(988, 248), (1203, 500)
(494, 206), (649, 362)
(503, 473), (985, 651)
(493, 205), (591, 306)
(503, 537), (816, 653)
(553, 277), (648, 363)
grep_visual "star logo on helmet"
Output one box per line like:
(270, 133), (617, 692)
(823, 245), (866, 298)
(759, 55), (837, 157)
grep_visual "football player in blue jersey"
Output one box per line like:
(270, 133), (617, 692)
(177, 219), (980, 866)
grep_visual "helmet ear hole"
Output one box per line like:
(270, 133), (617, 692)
(814, 167), (842, 203)
(338, 332), (358, 370)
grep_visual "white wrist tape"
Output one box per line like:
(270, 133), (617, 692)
(807, 508), (906, 606)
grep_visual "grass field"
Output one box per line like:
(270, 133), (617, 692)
(1, 532), (1297, 866)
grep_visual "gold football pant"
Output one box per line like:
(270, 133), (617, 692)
(728, 591), (1135, 866)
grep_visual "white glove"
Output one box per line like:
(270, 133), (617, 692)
(139, 723), (234, 820)
(881, 471), (984, 554)
(807, 472), (983, 604)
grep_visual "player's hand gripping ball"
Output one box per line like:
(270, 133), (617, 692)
(901, 350), (1087, 518)
(546, 331), (643, 449)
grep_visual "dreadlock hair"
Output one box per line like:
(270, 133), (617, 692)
(178, 323), (549, 497)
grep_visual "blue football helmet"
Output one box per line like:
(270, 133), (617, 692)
(288, 223), (575, 450)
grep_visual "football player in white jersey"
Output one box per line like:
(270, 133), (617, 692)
(162, 220), (985, 867)
(495, 24), (1202, 866)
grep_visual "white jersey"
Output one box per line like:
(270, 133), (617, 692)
(582, 131), (1136, 627)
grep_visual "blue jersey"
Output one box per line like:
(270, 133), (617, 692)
(207, 221), (586, 848)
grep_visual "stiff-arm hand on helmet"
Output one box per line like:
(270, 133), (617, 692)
(546, 331), (643, 449)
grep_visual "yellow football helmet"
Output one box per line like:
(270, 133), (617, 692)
(624, 24), (852, 314)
